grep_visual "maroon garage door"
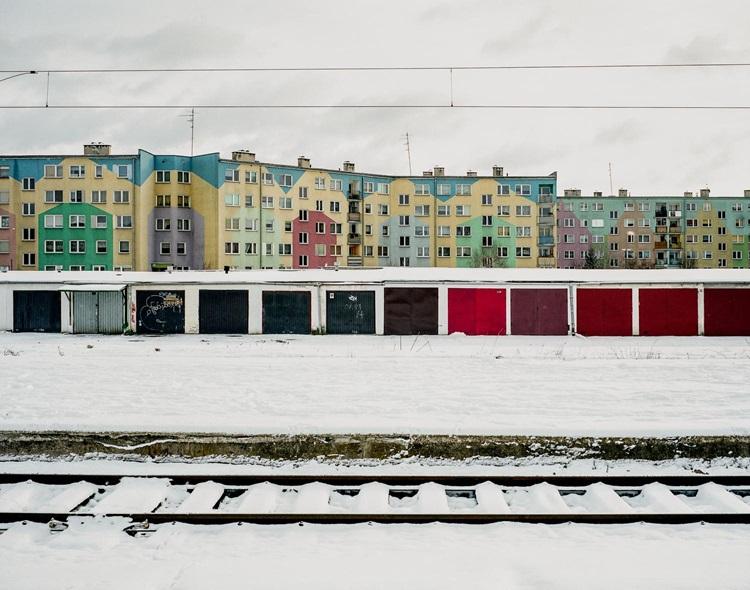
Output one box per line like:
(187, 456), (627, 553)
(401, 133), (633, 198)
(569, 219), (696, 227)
(448, 288), (506, 335)
(384, 288), (438, 335)
(576, 288), (633, 336)
(704, 288), (750, 336)
(510, 288), (568, 335)
(638, 288), (698, 336)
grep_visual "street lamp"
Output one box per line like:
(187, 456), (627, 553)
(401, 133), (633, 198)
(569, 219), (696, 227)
(0, 71), (38, 84)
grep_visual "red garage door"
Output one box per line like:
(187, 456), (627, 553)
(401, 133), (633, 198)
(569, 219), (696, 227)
(448, 288), (506, 335)
(576, 288), (633, 336)
(510, 288), (568, 335)
(639, 288), (698, 336)
(704, 288), (750, 336)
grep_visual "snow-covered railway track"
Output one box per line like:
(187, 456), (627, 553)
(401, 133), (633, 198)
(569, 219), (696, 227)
(1, 474), (750, 528)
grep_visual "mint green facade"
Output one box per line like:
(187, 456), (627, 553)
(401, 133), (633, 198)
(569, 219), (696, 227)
(38, 204), (113, 270)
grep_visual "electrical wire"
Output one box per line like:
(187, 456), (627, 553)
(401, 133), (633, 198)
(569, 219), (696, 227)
(0, 104), (748, 110)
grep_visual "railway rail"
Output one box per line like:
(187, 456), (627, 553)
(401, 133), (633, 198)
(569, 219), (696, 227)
(1, 474), (750, 530)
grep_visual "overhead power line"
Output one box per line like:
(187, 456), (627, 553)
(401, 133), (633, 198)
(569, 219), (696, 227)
(2, 62), (750, 74)
(0, 104), (749, 110)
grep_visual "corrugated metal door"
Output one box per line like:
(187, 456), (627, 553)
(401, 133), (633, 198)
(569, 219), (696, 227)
(262, 291), (311, 334)
(384, 287), (438, 335)
(13, 290), (61, 332)
(704, 288), (750, 336)
(199, 290), (249, 334)
(576, 288), (633, 336)
(73, 291), (125, 334)
(97, 291), (126, 334)
(639, 288), (698, 336)
(510, 288), (568, 335)
(136, 290), (185, 334)
(448, 288), (506, 335)
(326, 290), (375, 334)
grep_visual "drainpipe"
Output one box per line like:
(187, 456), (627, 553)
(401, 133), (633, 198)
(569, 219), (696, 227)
(131, 155), (138, 271)
(258, 164), (263, 269)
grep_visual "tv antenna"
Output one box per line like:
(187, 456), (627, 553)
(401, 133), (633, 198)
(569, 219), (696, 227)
(179, 107), (195, 155)
(403, 132), (413, 175)
(608, 162), (614, 196)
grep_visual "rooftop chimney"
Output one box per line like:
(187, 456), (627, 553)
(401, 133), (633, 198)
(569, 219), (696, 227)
(232, 150), (256, 162)
(433, 166), (445, 177)
(564, 189), (582, 197)
(84, 143), (111, 156)
(342, 161), (355, 172)
(466, 170), (477, 177)
(618, 188), (628, 197)
(700, 188), (710, 198)
(684, 191), (693, 198)
(297, 156), (311, 169)
(744, 189), (750, 198)
(593, 191), (603, 197)
(492, 165), (504, 177)
(422, 170), (433, 177)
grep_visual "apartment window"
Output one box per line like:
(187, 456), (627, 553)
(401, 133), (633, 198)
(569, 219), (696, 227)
(438, 225), (450, 237)
(580, 235), (588, 244)
(158, 242), (171, 255)
(112, 190), (129, 204)
(156, 194), (171, 207)
(44, 165), (62, 178)
(702, 235), (713, 243)
(437, 205), (450, 216)
(497, 205), (510, 217)
(224, 242), (239, 255)
(456, 184), (471, 196)
(69, 165), (85, 178)
(172, 242), (184, 256)
(497, 246), (509, 258)
(44, 190), (63, 204)
(176, 195), (191, 208)
(378, 204), (389, 215)
(177, 218), (191, 232)
(703, 203), (712, 212)
(638, 234), (651, 243)
(245, 218), (258, 231)
(225, 217), (240, 231)
(481, 194), (492, 206)
(94, 165), (103, 179)
(222, 193), (239, 207)
(415, 225), (430, 237)
(68, 190), (84, 203)
(516, 226), (532, 237)
(0, 191), (8, 206)
(69, 240), (86, 254)
(563, 218), (575, 228)
(455, 205), (470, 216)
(515, 247), (531, 257)
(223, 168), (240, 183)
(497, 226), (510, 237)
(437, 247), (451, 257)
(314, 176), (326, 190)
(279, 174), (293, 187)
(299, 232), (309, 244)
(19, 202), (35, 216)
(112, 165), (129, 179)
(261, 196), (273, 208)
(118, 240), (130, 254)
(377, 182), (390, 194)
(0, 216), (8, 229)
(563, 234), (574, 243)
(280, 196), (292, 209)
(172, 170), (190, 184)
(592, 203), (604, 211)
(417, 246), (429, 258)
(94, 240), (107, 254)
(719, 226), (727, 235)
(437, 183), (451, 196)
(456, 225), (471, 237)
(399, 236), (410, 247)
(330, 223), (342, 234)
(44, 214), (63, 228)
(415, 204), (430, 216)
(374, 246), (388, 258)
(264, 220), (275, 233)
(299, 186), (308, 199)
(482, 236), (493, 247)
(497, 184), (511, 196)
(279, 243), (292, 255)
(398, 194), (410, 206)
(457, 247), (472, 257)
(624, 218), (635, 227)
(365, 224), (372, 235)
(414, 184), (431, 196)
(22, 252), (35, 266)
(733, 251), (743, 260)
(315, 222), (325, 234)
(514, 184), (531, 196)
(399, 215), (410, 226)
(22, 227), (35, 241)
(563, 250), (575, 259)
(154, 170), (170, 183)
(44, 240), (64, 253)
(329, 201), (341, 213)
(364, 245), (374, 257)
(298, 255), (309, 267)
(245, 171), (257, 184)
(116, 216), (133, 228)
(69, 215), (85, 228)
(259, 172), (272, 186)
(515, 205), (531, 216)
(719, 242), (728, 252)
(155, 218), (171, 231)
(245, 242), (257, 255)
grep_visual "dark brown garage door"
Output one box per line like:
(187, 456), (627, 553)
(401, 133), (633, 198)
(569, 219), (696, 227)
(510, 288), (568, 335)
(384, 287), (438, 335)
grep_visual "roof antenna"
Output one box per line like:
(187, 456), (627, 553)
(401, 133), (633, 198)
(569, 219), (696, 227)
(179, 107), (195, 155)
(608, 162), (614, 196)
(403, 132), (413, 176)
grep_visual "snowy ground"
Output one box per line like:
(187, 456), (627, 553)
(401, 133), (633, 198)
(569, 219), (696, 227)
(0, 519), (747, 590)
(1, 333), (750, 436)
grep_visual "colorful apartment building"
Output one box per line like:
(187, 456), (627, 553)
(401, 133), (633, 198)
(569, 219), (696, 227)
(0, 144), (556, 271)
(557, 189), (750, 269)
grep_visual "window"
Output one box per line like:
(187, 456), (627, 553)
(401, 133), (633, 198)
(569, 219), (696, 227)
(156, 194), (171, 207)
(456, 184), (471, 196)
(399, 236), (410, 247)
(95, 240), (107, 254)
(703, 203), (712, 212)
(516, 226), (532, 237)
(399, 215), (410, 226)
(298, 255), (309, 267)
(45, 190), (63, 203)
(398, 194), (410, 206)
(114, 190), (130, 203)
(718, 211), (727, 220)
(224, 168), (240, 183)
(456, 205), (470, 216)
(497, 226), (510, 237)
(261, 196), (273, 208)
(174, 242), (185, 255)
(45, 240), (64, 253)
(298, 209), (309, 222)
(279, 243), (292, 255)
(456, 225), (471, 237)
(44, 165), (62, 178)
(155, 218), (171, 231)
(515, 247), (531, 257)
(263, 243), (273, 256)
(437, 205), (450, 216)
(20, 202), (35, 216)
(119, 240), (130, 254)
(315, 222), (325, 234)
(159, 242), (171, 255)
(438, 225), (450, 237)
(22, 252), (35, 266)
(481, 194), (492, 206)
(283, 220), (291, 233)
(116, 216), (133, 228)
(415, 204), (430, 216)
(414, 184), (431, 195)
(69, 165), (85, 178)
(69, 215), (85, 228)
(279, 196), (292, 209)
(245, 218), (258, 231)
(298, 232), (309, 244)
(378, 246), (389, 257)
(177, 218), (191, 232)
(224, 242), (240, 254)
(377, 182), (390, 194)
(733, 251), (743, 260)
(178, 195), (191, 208)
(94, 165), (104, 179)
(364, 245), (374, 257)
(624, 218), (635, 228)
(69, 190), (84, 203)
(330, 223), (342, 234)
(299, 186), (308, 199)
(592, 203), (604, 211)
(69, 240), (86, 254)
(314, 177), (326, 190)
(514, 184), (531, 196)
(261, 172), (273, 185)
(0, 216), (8, 229)
(224, 193), (240, 207)
(497, 205), (510, 216)
(44, 214), (63, 228)
(580, 235), (588, 244)
(563, 218), (575, 227)
(438, 246), (451, 257)
(482, 236), (493, 247)
(609, 226), (619, 235)
(22, 227), (35, 241)
(116, 165), (131, 179)
(515, 205), (531, 216)
(497, 246), (509, 258)
(329, 179), (343, 191)
(702, 234), (713, 243)
(245, 242), (257, 255)
(329, 201), (341, 213)
(264, 220), (275, 233)
(417, 246), (429, 258)
(415, 225), (430, 237)
(225, 218), (240, 231)
(437, 183), (451, 196)
(279, 174), (293, 187)
(563, 234), (574, 243)
(638, 234), (651, 243)
(155, 170), (171, 183)
(497, 184), (511, 196)
(245, 171), (257, 184)
(177, 171), (191, 183)
(365, 224), (372, 235)
(378, 204), (389, 215)
(314, 200), (324, 212)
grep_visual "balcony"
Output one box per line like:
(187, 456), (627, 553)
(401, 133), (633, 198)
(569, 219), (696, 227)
(347, 187), (361, 200)
(347, 256), (363, 266)
(538, 194), (554, 203)
(347, 212), (361, 222)
(538, 215), (554, 225)
(538, 236), (555, 246)
(347, 233), (361, 244)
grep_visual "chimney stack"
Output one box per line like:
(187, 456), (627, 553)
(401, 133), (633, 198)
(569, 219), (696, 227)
(297, 156), (311, 169)
(422, 170), (433, 177)
(564, 189), (582, 197)
(433, 166), (445, 177)
(744, 189), (750, 198)
(593, 191), (603, 197)
(84, 143), (111, 156)
(700, 188), (710, 198)
(618, 188), (628, 197)
(492, 165), (504, 177)
(232, 150), (256, 162)
(342, 161), (355, 172)
(466, 170), (477, 177)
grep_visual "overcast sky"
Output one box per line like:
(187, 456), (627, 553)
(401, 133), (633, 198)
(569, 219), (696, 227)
(2, 0), (750, 195)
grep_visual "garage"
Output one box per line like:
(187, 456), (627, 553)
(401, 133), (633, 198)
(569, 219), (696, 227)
(69, 287), (126, 334)
(136, 290), (185, 334)
(704, 288), (750, 336)
(575, 288), (633, 336)
(325, 290), (376, 334)
(199, 290), (249, 334)
(448, 288), (506, 335)
(384, 287), (438, 335)
(510, 288), (568, 335)
(13, 290), (61, 332)
(638, 288), (698, 336)
(262, 290), (311, 334)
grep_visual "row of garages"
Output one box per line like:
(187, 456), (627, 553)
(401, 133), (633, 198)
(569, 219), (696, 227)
(5, 282), (750, 336)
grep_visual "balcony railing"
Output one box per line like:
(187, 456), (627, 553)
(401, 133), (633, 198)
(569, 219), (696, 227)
(538, 194), (554, 203)
(538, 215), (554, 225)
(347, 212), (361, 222)
(538, 236), (555, 246)
(347, 233), (361, 244)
